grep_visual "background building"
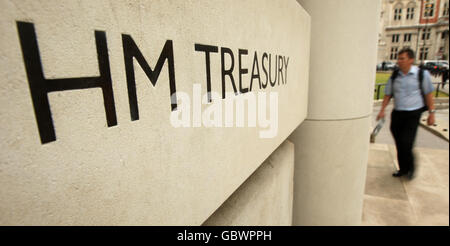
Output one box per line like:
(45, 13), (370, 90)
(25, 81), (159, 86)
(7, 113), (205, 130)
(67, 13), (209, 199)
(378, 0), (449, 63)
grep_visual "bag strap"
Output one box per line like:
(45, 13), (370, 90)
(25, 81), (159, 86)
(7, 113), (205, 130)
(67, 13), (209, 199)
(419, 67), (424, 93)
(419, 68), (428, 110)
(390, 69), (399, 98)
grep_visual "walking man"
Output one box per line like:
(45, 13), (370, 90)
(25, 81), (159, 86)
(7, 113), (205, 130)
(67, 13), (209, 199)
(376, 48), (435, 179)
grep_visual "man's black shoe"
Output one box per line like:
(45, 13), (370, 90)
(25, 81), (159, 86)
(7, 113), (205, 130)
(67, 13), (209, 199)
(406, 170), (415, 180)
(392, 171), (406, 177)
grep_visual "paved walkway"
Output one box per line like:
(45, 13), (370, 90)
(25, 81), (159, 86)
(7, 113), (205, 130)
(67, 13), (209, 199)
(363, 104), (449, 226)
(362, 143), (449, 226)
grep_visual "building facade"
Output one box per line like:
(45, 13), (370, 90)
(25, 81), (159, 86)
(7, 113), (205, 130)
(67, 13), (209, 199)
(378, 0), (449, 63)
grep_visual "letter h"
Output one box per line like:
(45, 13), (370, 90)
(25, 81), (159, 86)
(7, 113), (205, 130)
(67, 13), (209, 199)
(16, 21), (117, 144)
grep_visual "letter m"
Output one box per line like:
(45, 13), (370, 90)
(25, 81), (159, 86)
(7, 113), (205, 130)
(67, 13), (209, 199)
(122, 35), (177, 121)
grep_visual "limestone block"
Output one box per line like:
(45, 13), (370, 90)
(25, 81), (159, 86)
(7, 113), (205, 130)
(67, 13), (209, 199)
(203, 140), (294, 226)
(288, 117), (371, 225)
(0, 0), (310, 225)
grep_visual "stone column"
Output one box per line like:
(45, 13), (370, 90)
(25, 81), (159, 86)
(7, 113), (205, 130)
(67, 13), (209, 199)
(203, 140), (294, 226)
(290, 0), (380, 225)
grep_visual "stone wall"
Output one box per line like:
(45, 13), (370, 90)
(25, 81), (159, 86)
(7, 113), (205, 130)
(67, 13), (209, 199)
(0, 0), (309, 225)
(203, 140), (294, 226)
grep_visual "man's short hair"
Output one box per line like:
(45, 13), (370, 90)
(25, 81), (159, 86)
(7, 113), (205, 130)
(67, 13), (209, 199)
(398, 48), (415, 59)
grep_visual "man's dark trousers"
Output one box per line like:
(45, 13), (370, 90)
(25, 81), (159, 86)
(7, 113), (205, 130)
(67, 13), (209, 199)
(390, 108), (423, 174)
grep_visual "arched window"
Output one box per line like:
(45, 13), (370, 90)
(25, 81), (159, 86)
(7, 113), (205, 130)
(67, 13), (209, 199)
(394, 4), (403, 20)
(406, 2), (416, 19)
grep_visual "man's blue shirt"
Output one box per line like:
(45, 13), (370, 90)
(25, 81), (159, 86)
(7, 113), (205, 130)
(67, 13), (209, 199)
(384, 66), (434, 111)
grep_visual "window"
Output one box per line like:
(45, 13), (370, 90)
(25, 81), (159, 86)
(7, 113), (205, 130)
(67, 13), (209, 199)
(404, 33), (412, 42)
(424, 0), (435, 17)
(422, 28), (431, 40)
(390, 47), (399, 60)
(442, 32), (447, 40)
(394, 8), (402, 20)
(407, 7), (415, 19)
(443, 1), (449, 16)
(438, 47), (445, 59)
(392, 34), (400, 43)
(419, 47), (429, 60)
